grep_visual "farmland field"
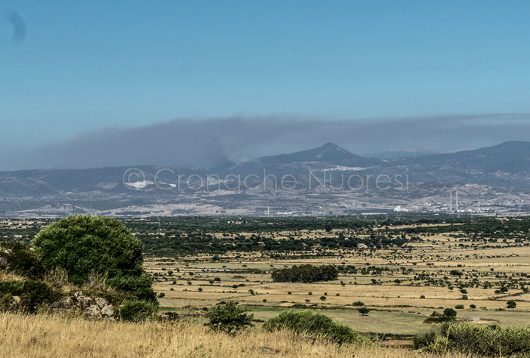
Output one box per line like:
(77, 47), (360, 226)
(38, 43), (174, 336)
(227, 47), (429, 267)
(2, 215), (529, 346)
(133, 216), (530, 340)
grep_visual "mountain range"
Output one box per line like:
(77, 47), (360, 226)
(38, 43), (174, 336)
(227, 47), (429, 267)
(1, 141), (529, 216)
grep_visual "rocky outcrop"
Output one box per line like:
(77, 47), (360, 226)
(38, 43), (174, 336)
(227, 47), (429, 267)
(50, 291), (115, 320)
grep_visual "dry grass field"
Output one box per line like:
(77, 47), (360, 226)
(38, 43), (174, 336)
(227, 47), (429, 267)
(145, 226), (530, 337)
(0, 313), (462, 358)
(1, 217), (528, 356)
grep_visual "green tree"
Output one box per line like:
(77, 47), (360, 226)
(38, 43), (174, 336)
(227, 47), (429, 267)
(358, 307), (369, 315)
(271, 264), (338, 283)
(32, 215), (156, 302)
(443, 308), (457, 318)
(506, 300), (517, 309)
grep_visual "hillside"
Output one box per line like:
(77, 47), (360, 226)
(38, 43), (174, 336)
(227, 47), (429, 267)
(0, 141), (529, 216)
(399, 141), (530, 173)
(258, 142), (380, 167)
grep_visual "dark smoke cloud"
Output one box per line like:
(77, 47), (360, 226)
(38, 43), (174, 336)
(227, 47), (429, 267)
(4, 9), (26, 43)
(8, 114), (530, 170)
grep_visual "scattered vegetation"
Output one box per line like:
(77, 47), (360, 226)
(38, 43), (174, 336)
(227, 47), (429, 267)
(2, 214), (530, 356)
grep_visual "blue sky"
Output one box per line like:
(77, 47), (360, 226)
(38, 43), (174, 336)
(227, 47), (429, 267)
(2, 0), (530, 149)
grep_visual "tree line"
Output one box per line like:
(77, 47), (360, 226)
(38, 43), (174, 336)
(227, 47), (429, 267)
(271, 264), (338, 283)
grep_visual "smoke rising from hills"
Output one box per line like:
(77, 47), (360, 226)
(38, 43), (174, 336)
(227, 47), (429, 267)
(4, 114), (530, 170)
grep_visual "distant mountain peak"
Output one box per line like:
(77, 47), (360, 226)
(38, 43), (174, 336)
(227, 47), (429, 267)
(318, 142), (350, 154)
(255, 142), (377, 167)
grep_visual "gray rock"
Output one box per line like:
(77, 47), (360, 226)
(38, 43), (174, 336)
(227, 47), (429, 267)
(95, 297), (108, 309)
(49, 301), (61, 309)
(83, 304), (102, 319)
(49, 291), (115, 320)
(101, 305), (114, 317)
(62, 297), (74, 309)
(73, 291), (83, 299)
(75, 294), (93, 309)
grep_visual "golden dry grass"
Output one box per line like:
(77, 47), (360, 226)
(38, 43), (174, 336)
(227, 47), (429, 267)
(143, 227), (530, 336)
(0, 313), (460, 358)
(0, 271), (25, 281)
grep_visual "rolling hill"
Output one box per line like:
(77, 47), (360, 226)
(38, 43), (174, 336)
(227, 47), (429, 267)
(0, 141), (529, 216)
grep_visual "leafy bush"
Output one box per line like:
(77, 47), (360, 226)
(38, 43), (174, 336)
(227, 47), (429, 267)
(352, 301), (365, 306)
(207, 301), (253, 334)
(0, 280), (59, 313)
(0, 243), (45, 279)
(417, 323), (530, 356)
(443, 308), (457, 318)
(263, 310), (368, 345)
(118, 299), (157, 322)
(358, 307), (369, 315)
(32, 216), (156, 303)
(506, 300), (517, 309)
(271, 265), (338, 283)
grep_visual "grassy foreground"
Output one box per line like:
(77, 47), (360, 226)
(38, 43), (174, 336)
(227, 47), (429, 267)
(0, 313), (454, 358)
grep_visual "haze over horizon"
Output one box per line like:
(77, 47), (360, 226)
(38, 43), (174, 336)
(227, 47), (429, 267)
(2, 1), (530, 169)
(0, 113), (528, 170)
